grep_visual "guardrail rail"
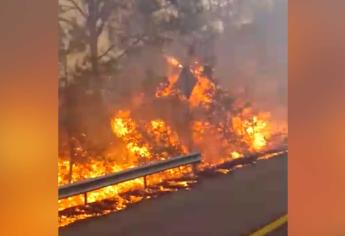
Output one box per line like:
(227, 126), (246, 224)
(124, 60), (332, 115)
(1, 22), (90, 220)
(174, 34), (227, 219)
(59, 152), (201, 204)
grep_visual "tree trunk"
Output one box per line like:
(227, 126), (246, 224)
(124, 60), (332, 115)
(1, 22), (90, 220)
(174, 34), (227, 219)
(87, 0), (100, 90)
(64, 84), (77, 183)
(90, 36), (99, 88)
(68, 139), (74, 183)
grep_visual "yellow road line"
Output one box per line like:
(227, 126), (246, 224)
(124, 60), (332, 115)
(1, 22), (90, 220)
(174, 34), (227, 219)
(249, 214), (288, 236)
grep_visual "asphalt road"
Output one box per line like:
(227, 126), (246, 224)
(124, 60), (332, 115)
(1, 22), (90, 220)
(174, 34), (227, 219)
(270, 223), (288, 236)
(60, 153), (287, 236)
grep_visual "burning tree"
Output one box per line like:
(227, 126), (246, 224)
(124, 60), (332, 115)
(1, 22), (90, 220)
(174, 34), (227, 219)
(58, 0), (287, 227)
(58, 53), (286, 227)
(58, 0), (237, 175)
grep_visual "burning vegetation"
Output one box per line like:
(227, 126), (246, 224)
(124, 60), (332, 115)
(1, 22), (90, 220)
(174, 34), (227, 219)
(58, 56), (287, 227)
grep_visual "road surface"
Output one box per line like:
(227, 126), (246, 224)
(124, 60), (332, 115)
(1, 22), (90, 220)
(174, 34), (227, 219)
(60, 153), (287, 236)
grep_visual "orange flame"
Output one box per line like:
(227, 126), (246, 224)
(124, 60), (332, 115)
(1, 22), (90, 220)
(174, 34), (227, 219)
(156, 56), (183, 97)
(58, 55), (282, 227)
(189, 63), (216, 108)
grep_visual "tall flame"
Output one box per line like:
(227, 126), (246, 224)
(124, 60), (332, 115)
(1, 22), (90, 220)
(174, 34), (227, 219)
(155, 56), (183, 97)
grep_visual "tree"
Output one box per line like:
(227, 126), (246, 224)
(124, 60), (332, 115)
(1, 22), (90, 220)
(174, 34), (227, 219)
(59, 0), (133, 90)
(59, 0), (235, 86)
(58, 0), (236, 155)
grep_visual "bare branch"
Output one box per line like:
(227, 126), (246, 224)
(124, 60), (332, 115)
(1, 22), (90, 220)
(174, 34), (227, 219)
(59, 17), (77, 27)
(66, 0), (87, 18)
(97, 44), (116, 60)
(114, 36), (146, 60)
(97, 35), (146, 61)
(60, 4), (76, 12)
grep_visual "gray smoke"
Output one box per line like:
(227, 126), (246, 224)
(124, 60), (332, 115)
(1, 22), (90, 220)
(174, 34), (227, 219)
(109, 0), (287, 125)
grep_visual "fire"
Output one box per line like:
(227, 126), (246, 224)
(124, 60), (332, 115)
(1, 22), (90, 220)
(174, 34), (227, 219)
(155, 56), (184, 97)
(231, 151), (242, 159)
(59, 55), (285, 227)
(147, 119), (188, 156)
(111, 110), (150, 160)
(165, 55), (183, 68)
(58, 157), (145, 217)
(232, 110), (272, 151)
(189, 64), (216, 108)
(155, 58), (216, 108)
(110, 111), (188, 163)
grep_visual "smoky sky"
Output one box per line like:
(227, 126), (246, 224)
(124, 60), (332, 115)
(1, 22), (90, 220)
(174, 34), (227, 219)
(114, 0), (287, 122)
(214, 0), (287, 119)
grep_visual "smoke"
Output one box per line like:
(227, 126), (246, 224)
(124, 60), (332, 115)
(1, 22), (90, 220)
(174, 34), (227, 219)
(214, 0), (287, 125)
(60, 0), (287, 110)
(59, 0), (287, 153)
(108, 0), (287, 131)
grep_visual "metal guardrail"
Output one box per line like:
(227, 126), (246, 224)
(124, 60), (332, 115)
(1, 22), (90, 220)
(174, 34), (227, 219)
(59, 152), (201, 203)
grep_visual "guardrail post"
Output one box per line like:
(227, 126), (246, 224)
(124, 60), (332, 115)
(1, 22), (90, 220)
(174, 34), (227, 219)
(84, 192), (88, 205)
(143, 176), (147, 189)
(59, 152), (201, 200)
(192, 163), (198, 176)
